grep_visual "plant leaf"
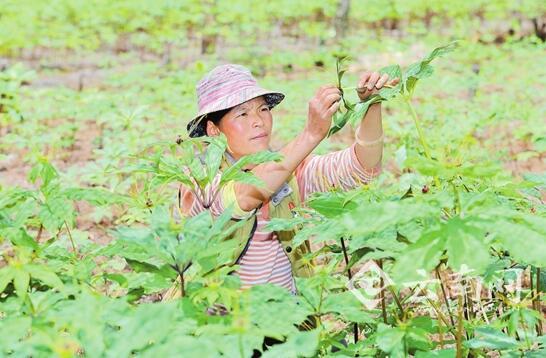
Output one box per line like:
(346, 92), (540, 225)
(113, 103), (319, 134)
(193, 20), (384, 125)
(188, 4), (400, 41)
(403, 42), (457, 95)
(465, 327), (519, 350)
(13, 268), (30, 298)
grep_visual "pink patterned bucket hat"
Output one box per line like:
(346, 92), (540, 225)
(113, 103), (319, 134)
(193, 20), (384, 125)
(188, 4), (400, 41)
(187, 64), (285, 137)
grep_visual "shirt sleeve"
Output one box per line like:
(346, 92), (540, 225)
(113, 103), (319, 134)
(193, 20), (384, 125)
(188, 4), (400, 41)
(295, 143), (382, 202)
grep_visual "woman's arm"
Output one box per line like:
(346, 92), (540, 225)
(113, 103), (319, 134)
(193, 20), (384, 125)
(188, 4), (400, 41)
(353, 72), (399, 169)
(354, 103), (383, 169)
(234, 85), (342, 212)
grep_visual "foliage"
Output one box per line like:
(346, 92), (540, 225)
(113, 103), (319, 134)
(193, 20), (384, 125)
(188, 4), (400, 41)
(328, 42), (457, 137)
(1, 2), (545, 357)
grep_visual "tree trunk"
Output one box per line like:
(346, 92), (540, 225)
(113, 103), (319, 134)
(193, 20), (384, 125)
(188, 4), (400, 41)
(334, 0), (351, 39)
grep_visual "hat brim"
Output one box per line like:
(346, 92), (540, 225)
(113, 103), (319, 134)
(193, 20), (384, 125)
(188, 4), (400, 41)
(187, 88), (285, 138)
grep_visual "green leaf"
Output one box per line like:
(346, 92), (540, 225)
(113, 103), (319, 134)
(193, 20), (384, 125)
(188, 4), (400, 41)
(63, 187), (129, 206)
(376, 323), (406, 357)
(406, 155), (500, 180)
(307, 191), (358, 218)
(205, 136), (227, 183)
(0, 267), (14, 293)
(444, 218), (491, 274)
(406, 326), (433, 352)
(8, 229), (39, 250)
(105, 302), (190, 356)
(13, 268), (30, 298)
(465, 327), (519, 350)
(326, 110), (349, 137)
(28, 156), (59, 188)
(379, 64), (402, 98)
(221, 170), (265, 187)
(348, 94), (383, 127)
(423, 41), (459, 62)
(410, 316), (437, 333)
(26, 264), (64, 289)
(415, 349), (456, 357)
(261, 329), (321, 358)
(248, 284), (313, 339)
(403, 42), (457, 95)
(187, 156), (207, 185)
(392, 230), (446, 283)
(220, 150), (282, 186)
(0, 187), (33, 210)
(494, 221), (546, 267)
(10, 198), (35, 229)
(0, 316), (32, 354)
(322, 291), (375, 324)
(340, 200), (438, 239)
(264, 216), (308, 232)
(335, 54), (349, 87)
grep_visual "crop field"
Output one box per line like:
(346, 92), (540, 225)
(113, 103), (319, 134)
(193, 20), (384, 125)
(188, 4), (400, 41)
(0, 1), (545, 357)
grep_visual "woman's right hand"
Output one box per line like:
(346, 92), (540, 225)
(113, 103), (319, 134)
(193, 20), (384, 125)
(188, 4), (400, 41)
(235, 86), (341, 212)
(304, 85), (341, 143)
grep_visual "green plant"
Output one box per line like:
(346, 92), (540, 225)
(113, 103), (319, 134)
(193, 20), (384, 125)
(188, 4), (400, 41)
(1, 5), (545, 355)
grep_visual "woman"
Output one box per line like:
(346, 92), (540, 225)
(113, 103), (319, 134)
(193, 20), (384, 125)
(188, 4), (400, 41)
(179, 63), (398, 294)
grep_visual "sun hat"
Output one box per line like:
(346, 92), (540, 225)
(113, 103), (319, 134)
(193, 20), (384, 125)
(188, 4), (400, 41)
(187, 64), (285, 137)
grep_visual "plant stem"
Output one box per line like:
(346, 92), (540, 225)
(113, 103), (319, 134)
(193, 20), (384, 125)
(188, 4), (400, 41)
(531, 267), (535, 308)
(378, 260), (387, 324)
(424, 292), (457, 336)
(404, 96), (431, 159)
(451, 182), (462, 215)
(536, 268), (543, 335)
(438, 315), (445, 349)
(537, 268), (541, 297)
(518, 308), (532, 350)
(387, 286), (405, 319)
(466, 281), (476, 319)
(238, 333), (245, 358)
(64, 221), (77, 254)
(462, 280), (473, 340)
(315, 282), (326, 328)
(436, 267), (456, 327)
(456, 294), (464, 358)
(179, 271), (185, 298)
(404, 96), (442, 188)
(35, 224), (43, 242)
(340, 237), (359, 344)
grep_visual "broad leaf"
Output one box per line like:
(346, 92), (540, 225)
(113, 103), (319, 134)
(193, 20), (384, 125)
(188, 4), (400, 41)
(465, 327), (519, 350)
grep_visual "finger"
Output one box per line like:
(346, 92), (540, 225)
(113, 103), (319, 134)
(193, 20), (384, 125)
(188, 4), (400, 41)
(375, 73), (389, 89)
(357, 86), (373, 98)
(318, 90), (341, 105)
(356, 86), (369, 94)
(318, 85), (340, 97)
(388, 77), (400, 86)
(322, 93), (342, 108)
(366, 72), (380, 90)
(320, 87), (341, 99)
(326, 100), (341, 116)
(316, 85), (330, 97)
(358, 72), (371, 89)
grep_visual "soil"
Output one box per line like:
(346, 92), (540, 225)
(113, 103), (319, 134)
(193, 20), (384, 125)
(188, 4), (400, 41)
(1, 39), (544, 245)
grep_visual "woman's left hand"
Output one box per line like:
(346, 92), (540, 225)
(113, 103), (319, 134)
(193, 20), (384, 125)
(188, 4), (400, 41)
(356, 71), (400, 101)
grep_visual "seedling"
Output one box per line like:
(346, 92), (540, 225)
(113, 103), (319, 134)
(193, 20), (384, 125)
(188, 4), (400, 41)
(328, 42), (458, 145)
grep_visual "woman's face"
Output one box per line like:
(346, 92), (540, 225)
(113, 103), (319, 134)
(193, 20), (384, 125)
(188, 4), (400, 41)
(206, 96), (272, 159)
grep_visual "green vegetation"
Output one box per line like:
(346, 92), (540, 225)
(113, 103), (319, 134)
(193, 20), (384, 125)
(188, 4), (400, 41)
(1, 1), (545, 356)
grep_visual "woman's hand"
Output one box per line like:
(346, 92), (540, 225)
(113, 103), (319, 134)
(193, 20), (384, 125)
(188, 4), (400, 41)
(304, 85), (341, 143)
(235, 86), (341, 211)
(356, 72), (400, 101)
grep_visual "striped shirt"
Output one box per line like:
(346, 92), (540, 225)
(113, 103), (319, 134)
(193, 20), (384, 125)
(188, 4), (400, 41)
(178, 143), (381, 292)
